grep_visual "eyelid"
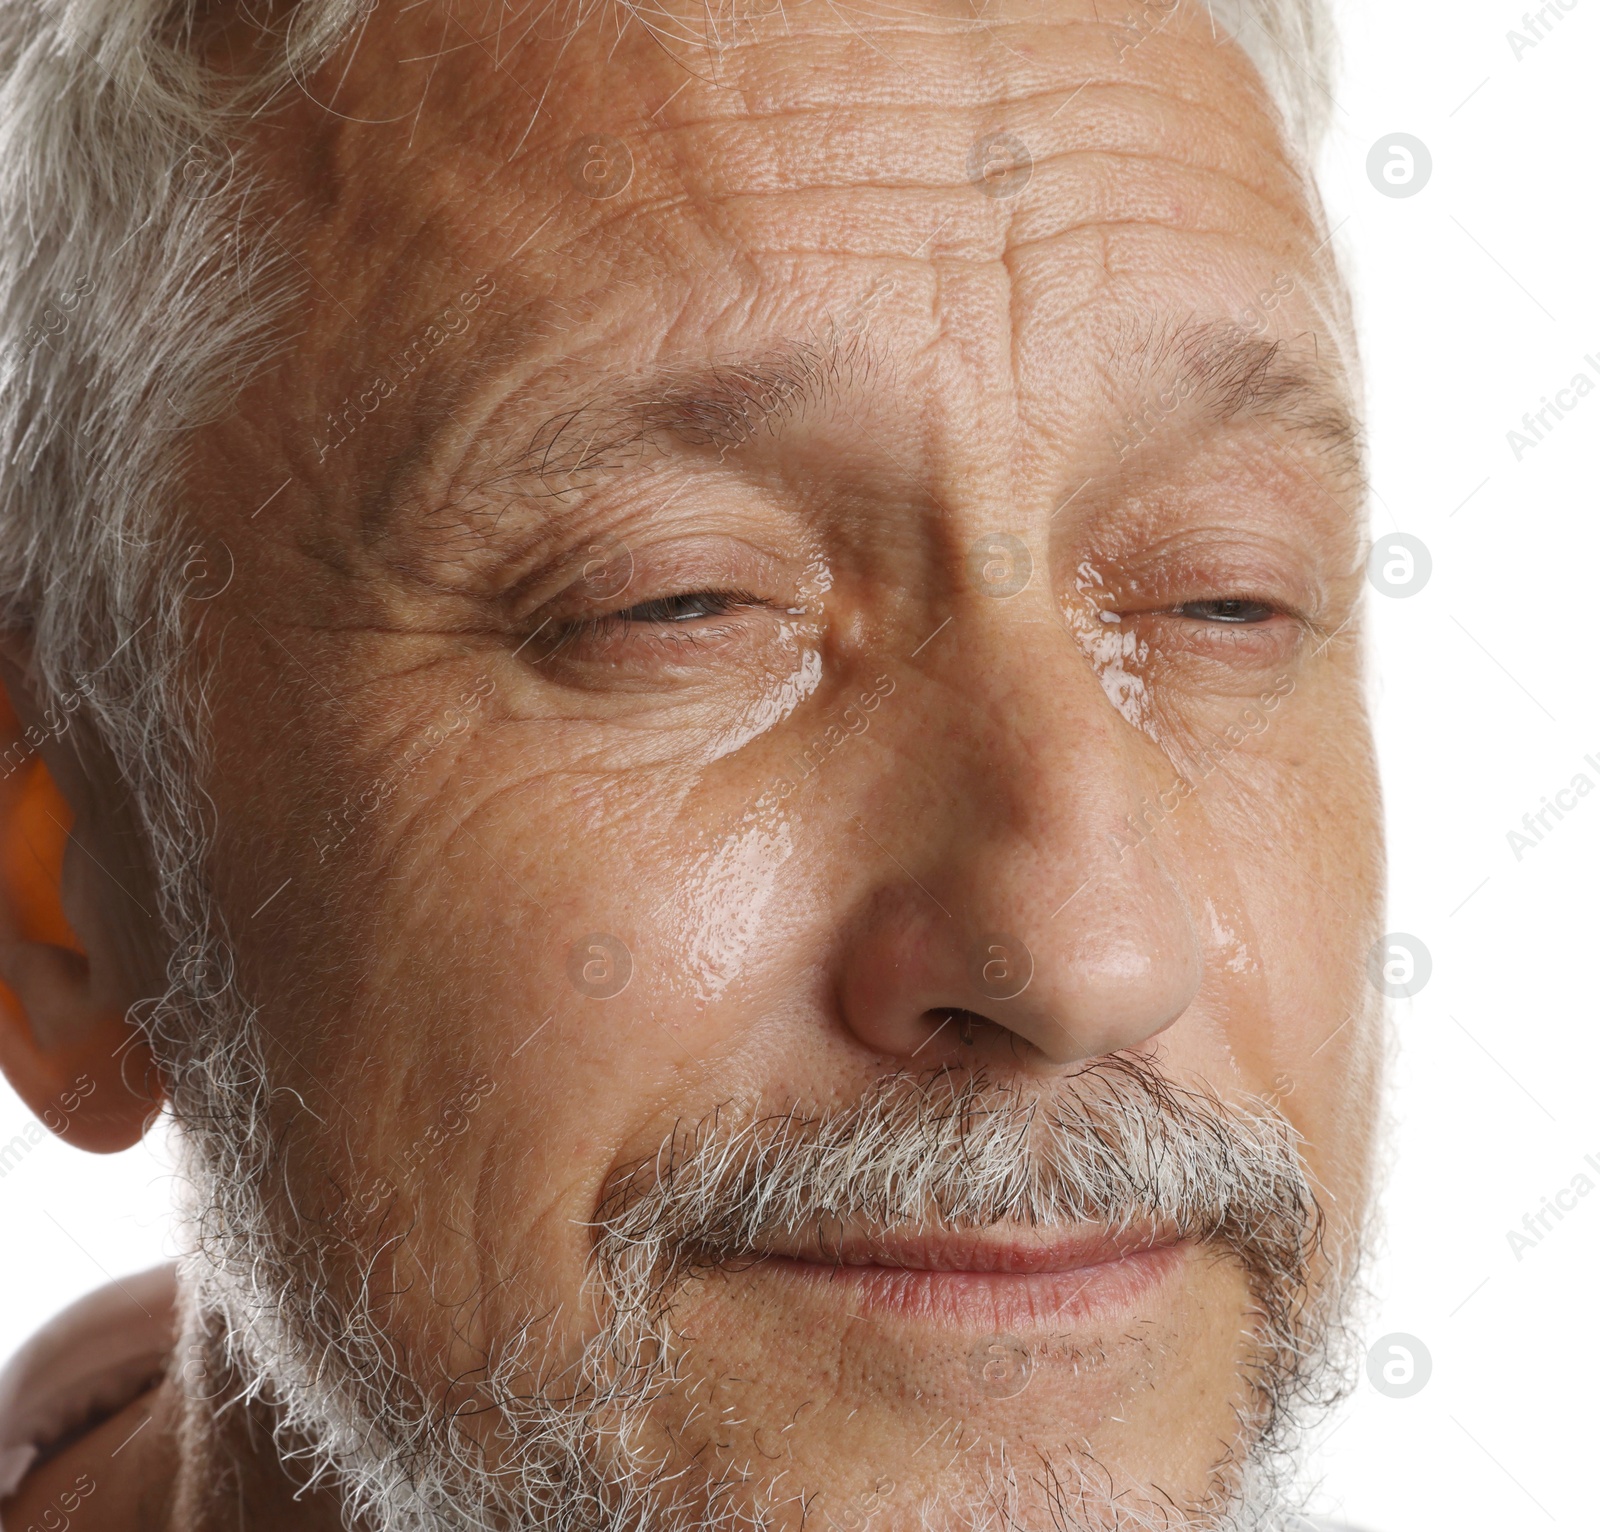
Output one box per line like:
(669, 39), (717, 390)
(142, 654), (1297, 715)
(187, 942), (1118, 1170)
(1168, 597), (1280, 624)
(531, 585), (773, 664)
(560, 586), (768, 637)
(512, 527), (788, 621)
(1095, 589), (1310, 627)
(607, 587), (765, 623)
(1075, 530), (1329, 624)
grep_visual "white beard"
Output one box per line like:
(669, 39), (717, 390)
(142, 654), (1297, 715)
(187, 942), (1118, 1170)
(175, 1049), (1362, 1532)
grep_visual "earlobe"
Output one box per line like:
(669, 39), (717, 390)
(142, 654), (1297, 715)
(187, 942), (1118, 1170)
(0, 684), (163, 1154)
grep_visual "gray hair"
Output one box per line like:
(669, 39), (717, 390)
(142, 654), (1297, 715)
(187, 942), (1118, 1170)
(0, 0), (1336, 1024)
(0, 0), (369, 1069)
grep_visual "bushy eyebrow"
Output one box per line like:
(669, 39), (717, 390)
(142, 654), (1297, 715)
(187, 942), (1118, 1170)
(438, 311), (1362, 518)
(1133, 316), (1366, 487)
(455, 328), (867, 503)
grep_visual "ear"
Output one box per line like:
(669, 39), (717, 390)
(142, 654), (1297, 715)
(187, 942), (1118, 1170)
(0, 655), (165, 1153)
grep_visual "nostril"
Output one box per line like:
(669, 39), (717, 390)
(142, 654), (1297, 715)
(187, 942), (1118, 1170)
(921, 1007), (994, 1048)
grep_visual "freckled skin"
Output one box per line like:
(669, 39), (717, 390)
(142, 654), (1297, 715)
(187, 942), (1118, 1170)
(7, 1), (1383, 1527)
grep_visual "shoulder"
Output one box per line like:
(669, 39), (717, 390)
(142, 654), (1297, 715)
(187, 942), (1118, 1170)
(0, 1265), (176, 1517)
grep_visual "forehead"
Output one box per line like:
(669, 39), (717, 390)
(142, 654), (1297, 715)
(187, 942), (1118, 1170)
(218, 0), (1353, 540)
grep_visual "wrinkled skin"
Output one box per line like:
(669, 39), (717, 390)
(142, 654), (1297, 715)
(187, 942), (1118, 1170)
(3, 0), (1383, 1527)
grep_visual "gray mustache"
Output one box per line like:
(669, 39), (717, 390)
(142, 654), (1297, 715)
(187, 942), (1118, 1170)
(592, 1056), (1322, 1306)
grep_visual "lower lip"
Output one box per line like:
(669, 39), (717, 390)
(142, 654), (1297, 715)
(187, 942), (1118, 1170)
(756, 1242), (1188, 1330)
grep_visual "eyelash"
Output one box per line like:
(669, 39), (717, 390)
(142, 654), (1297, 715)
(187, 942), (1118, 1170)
(1084, 594), (1306, 678)
(529, 583), (1294, 668)
(543, 587), (765, 655)
(1090, 595), (1291, 630)
(1171, 598), (1279, 624)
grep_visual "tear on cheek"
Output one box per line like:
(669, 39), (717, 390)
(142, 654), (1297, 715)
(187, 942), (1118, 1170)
(1097, 662), (1152, 730)
(706, 646), (824, 761)
(1071, 613), (1154, 730)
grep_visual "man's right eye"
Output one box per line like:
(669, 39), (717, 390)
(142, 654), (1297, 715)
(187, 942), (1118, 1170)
(606, 591), (754, 624)
(527, 584), (775, 668)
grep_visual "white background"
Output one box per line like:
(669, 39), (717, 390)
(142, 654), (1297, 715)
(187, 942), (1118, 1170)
(1298, 0), (1600, 1527)
(0, 3), (1596, 1529)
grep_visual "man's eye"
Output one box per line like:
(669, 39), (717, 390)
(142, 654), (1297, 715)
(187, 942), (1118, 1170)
(537, 587), (767, 658)
(1175, 598), (1277, 624)
(608, 590), (755, 624)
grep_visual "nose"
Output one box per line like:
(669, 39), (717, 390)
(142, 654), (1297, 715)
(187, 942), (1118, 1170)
(834, 631), (1202, 1070)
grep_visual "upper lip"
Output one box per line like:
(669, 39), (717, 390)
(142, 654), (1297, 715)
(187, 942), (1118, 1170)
(751, 1224), (1180, 1275)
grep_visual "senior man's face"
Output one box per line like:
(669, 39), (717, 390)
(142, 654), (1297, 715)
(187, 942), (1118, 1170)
(174, 0), (1382, 1525)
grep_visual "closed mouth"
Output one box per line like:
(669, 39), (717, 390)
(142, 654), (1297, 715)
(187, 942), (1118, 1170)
(743, 1225), (1189, 1329)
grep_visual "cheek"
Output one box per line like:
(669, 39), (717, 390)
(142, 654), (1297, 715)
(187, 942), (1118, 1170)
(651, 817), (798, 1008)
(265, 734), (792, 1179)
(1198, 697), (1381, 1198)
(1147, 665), (1379, 1077)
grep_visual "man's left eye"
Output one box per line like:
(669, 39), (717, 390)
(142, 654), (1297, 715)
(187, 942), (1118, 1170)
(1175, 598), (1277, 624)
